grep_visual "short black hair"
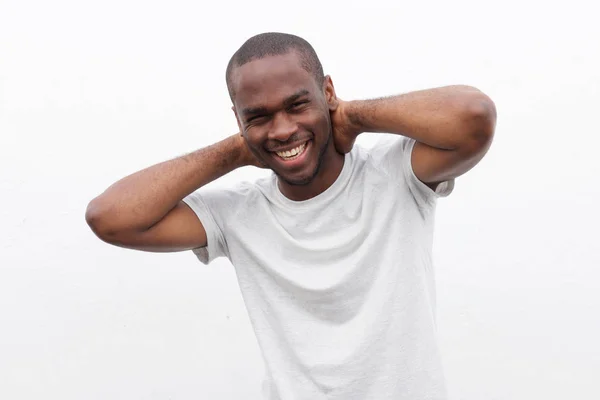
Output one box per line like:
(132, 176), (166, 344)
(225, 32), (325, 101)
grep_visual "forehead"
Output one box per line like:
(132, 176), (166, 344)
(231, 52), (317, 110)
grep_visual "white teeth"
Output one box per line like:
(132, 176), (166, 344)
(276, 143), (306, 159)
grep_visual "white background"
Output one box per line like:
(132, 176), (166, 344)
(1, 0), (599, 399)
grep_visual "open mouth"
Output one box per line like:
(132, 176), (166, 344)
(270, 140), (312, 167)
(275, 142), (307, 160)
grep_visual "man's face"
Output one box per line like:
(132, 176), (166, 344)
(231, 51), (336, 186)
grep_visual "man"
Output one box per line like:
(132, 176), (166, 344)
(86, 32), (496, 399)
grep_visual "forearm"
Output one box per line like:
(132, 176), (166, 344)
(86, 134), (245, 234)
(345, 85), (496, 150)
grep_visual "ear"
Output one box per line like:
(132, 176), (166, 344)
(322, 75), (339, 111)
(232, 106), (243, 133)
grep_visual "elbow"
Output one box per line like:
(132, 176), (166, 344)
(85, 199), (118, 242)
(85, 199), (148, 245)
(463, 93), (496, 152)
(85, 199), (99, 230)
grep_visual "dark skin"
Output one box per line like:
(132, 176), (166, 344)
(231, 51), (496, 198)
(230, 51), (345, 201)
(86, 50), (495, 253)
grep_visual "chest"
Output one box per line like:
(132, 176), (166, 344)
(230, 175), (422, 269)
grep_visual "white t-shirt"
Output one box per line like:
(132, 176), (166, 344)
(182, 135), (454, 400)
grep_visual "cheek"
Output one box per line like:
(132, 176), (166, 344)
(312, 112), (331, 136)
(302, 108), (329, 131)
(244, 128), (267, 149)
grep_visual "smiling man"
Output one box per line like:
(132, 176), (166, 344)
(86, 32), (496, 400)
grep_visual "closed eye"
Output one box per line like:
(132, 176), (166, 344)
(247, 115), (267, 123)
(289, 101), (308, 110)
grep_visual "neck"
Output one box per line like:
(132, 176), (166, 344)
(277, 145), (345, 201)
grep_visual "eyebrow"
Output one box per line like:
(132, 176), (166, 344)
(242, 89), (310, 116)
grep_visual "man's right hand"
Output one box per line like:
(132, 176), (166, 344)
(235, 132), (269, 169)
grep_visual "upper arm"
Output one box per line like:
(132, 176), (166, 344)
(411, 139), (490, 190)
(411, 104), (496, 189)
(92, 201), (208, 253)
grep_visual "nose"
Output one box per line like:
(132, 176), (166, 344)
(268, 111), (298, 142)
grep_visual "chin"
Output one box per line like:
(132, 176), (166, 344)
(278, 157), (325, 187)
(274, 167), (317, 186)
(280, 174), (315, 186)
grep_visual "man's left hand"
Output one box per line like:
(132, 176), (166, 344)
(330, 99), (361, 154)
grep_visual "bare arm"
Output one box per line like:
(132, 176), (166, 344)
(342, 85), (497, 189)
(85, 133), (254, 252)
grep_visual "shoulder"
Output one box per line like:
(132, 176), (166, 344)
(186, 178), (264, 212)
(354, 134), (409, 177)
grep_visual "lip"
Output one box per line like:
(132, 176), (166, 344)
(270, 139), (311, 153)
(270, 140), (312, 169)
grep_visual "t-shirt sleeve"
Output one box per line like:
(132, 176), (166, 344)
(369, 135), (455, 208)
(181, 187), (236, 265)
